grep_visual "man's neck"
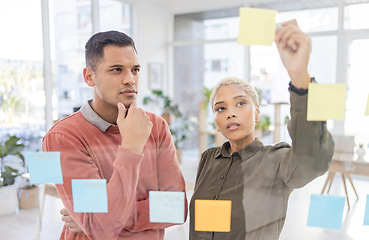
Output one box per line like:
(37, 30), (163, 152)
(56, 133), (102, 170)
(89, 100), (118, 125)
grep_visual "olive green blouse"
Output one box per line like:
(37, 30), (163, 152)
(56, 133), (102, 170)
(189, 90), (334, 240)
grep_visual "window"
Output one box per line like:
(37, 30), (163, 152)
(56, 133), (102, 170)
(50, 0), (132, 120)
(0, 0), (45, 151)
(344, 3), (369, 30)
(99, 0), (132, 34)
(277, 7), (338, 33)
(345, 39), (369, 146)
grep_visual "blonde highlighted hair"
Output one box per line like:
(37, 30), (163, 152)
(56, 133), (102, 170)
(209, 77), (259, 109)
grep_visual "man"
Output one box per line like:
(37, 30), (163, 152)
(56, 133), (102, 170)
(42, 30), (187, 239)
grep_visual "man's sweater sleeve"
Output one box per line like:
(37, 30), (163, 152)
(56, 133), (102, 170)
(43, 133), (143, 239)
(277, 89), (335, 189)
(123, 118), (188, 232)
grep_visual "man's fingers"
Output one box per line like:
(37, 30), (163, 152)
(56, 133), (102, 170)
(69, 227), (82, 233)
(62, 215), (73, 222)
(129, 102), (137, 110)
(117, 102), (127, 116)
(60, 208), (70, 216)
(65, 222), (83, 233)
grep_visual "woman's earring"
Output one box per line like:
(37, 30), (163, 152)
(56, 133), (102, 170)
(217, 128), (220, 132)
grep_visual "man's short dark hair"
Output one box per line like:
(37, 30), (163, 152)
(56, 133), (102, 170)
(85, 30), (137, 71)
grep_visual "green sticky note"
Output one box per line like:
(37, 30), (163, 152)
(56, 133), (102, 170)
(238, 7), (277, 46)
(307, 83), (346, 121)
(72, 179), (108, 213)
(365, 94), (369, 116)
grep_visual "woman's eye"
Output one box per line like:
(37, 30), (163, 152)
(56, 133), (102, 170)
(216, 106), (225, 112)
(132, 68), (140, 73)
(236, 102), (245, 107)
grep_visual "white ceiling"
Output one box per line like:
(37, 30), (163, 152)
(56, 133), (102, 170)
(134, 0), (369, 14)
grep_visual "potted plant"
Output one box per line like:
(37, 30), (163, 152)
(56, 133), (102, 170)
(0, 136), (25, 215)
(143, 90), (191, 163)
(18, 180), (39, 209)
(255, 115), (271, 139)
(0, 135), (39, 213)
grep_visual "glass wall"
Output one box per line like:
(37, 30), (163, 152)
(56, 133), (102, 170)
(174, 12), (248, 149)
(345, 39), (369, 146)
(173, 4), (369, 239)
(0, 0), (45, 151)
(50, 0), (132, 120)
(174, 6), (341, 149)
(0, 0), (132, 150)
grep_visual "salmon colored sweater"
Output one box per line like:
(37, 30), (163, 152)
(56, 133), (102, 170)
(42, 101), (187, 240)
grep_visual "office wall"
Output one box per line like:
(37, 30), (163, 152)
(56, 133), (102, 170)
(131, 1), (173, 106)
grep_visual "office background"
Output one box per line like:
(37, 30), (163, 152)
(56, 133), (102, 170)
(1, 0), (369, 239)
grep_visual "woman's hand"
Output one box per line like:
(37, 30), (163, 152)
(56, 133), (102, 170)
(275, 19), (311, 89)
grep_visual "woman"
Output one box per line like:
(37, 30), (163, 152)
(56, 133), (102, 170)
(189, 20), (334, 240)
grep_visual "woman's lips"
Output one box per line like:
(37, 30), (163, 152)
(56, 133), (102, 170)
(226, 122), (240, 130)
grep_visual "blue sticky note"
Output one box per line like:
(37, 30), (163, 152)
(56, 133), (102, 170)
(72, 179), (108, 213)
(307, 194), (346, 229)
(149, 191), (185, 223)
(26, 152), (63, 184)
(364, 195), (369, 225)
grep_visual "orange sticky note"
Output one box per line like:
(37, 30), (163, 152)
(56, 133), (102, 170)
(365, 94), (369, 116)
(307, 83), (346, 121)
(195, 199), (232, 232)
(238, 7), (277, 46)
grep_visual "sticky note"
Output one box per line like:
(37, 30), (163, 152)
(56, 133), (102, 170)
(307, 194), (345, 229)
(365, 94), (369, 116)
(149, 191), (185, 223)
(238, 7), (277, 46)
(307, 83), (346, 121)
(72, 179), (108, 213)
(195, 199), (232, 232)
(364, 195), (369, 225)
(26, 152), (63, 184)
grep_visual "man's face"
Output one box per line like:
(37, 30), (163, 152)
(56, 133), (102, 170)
(87, 45), (140, 110)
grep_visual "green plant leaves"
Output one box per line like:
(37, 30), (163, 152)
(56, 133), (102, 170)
(0, 136), (25, 187)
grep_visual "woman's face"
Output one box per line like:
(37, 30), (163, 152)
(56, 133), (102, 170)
(213, 84), (260, 146)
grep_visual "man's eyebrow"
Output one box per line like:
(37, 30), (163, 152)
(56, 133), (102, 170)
(109, 64), (123, 68)
(108, 64), (141, 68)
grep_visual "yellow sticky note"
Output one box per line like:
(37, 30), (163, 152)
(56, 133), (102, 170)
(365, 94), (369, 116)
(195, 199), (232, 232)
(307, 83), (346, 121)
(238, 7), (277, 46)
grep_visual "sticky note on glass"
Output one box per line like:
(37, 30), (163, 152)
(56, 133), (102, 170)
(149, 191), (185, 223)
(365, 94), (369, 116)
(307, 194), (345, 229)
(195, 199), (232, 232)
(238, 7), (277, 46)
(26, 152), (63, 184)
(364, 195), (369, 225)
(307, 83), (346, 121)
(72, 179), (108, 213)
